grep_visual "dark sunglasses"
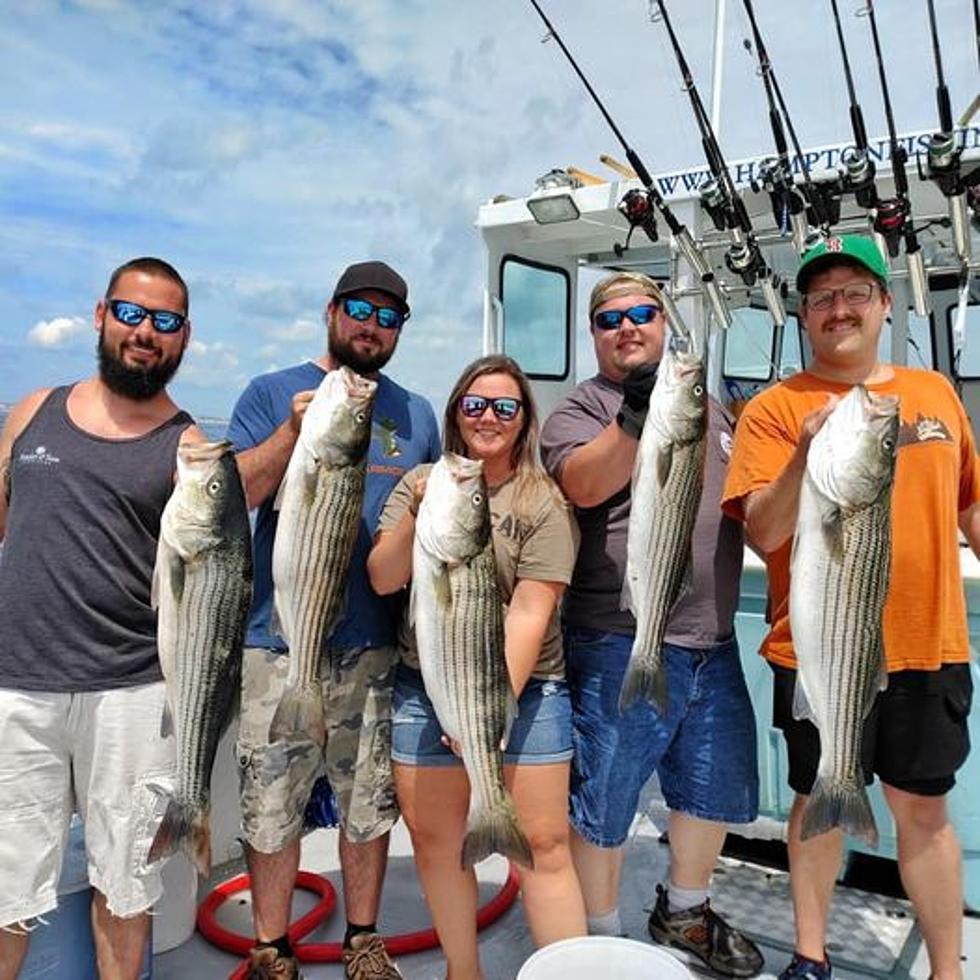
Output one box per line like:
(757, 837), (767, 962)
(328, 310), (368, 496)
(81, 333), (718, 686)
(458, 394), (522, 421)
(108, 299), (187, 334)
(593, 303), (661, 331)
(342, 297), (407, 330)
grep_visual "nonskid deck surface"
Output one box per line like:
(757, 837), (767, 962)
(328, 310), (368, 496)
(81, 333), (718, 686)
(155, 791), (978, 980)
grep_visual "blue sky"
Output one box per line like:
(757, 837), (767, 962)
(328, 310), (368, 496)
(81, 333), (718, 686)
(1, 0), (976, 418)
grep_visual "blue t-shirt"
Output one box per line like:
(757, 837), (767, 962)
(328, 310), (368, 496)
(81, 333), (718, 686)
(228, 360), (441, 652)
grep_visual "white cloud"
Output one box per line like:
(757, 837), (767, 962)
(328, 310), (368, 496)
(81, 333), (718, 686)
(27, 315), (88, 347)
(269, 317), (318, 342)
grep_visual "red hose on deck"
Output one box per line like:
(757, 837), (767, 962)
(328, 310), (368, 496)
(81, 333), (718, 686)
(197, 864), (521, 978)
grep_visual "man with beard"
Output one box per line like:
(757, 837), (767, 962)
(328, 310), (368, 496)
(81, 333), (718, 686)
(229, 261), (440, 980)
(0, 257), (201, 979)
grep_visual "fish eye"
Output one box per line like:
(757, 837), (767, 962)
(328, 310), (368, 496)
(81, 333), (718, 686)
(882, 437), (895, 451)
(355, 411), (367, 424)
(693, 384), (704, 397)
(472, 492), (483, 507)
(207, 479), (222, 496)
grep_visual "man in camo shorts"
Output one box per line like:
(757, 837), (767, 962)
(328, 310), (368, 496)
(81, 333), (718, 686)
(229, 261), (441, 980)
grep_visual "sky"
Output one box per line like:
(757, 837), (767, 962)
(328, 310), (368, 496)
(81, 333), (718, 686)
(0, 0), (976, 420)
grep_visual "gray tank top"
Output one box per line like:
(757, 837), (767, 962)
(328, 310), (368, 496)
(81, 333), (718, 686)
(0, 386), (193, 691)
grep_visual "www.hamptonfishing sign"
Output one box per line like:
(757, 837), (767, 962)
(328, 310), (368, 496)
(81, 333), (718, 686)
(650, 126), (980, 200)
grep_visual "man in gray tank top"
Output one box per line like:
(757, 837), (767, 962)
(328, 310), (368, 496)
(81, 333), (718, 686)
(0, 257), (203, 980)
(540, 272), (763, 978)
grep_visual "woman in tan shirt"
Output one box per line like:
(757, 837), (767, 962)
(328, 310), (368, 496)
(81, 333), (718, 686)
(368, 354), (585, 978)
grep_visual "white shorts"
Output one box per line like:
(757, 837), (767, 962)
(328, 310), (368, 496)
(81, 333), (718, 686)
(0, 683), (176, 927)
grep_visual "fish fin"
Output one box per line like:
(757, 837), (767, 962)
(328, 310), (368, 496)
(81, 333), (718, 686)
(160, 700), (174, 738)
(461, 794), (534, 870)
(433, 564), (452, 610)
(500, 688), (518, 749)
(147, 798), (212, 877)
(791, 676), (816, 724)
(269, 682), (326, 747)
(152, 540), (184, 609)
(821, 506), (845, 562)
(656, 443), (674, 488)
(619, 572), (634, 614)
(269, 596), (287, 647)
(272, 475), (287, 512)
(801, 776), (878, 849)
(618, 650), (667, 714)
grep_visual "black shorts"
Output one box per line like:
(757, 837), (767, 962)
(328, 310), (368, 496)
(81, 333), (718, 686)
(771, 662), (973, 798)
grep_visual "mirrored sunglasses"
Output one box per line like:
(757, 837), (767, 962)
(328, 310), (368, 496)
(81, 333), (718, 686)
(593, 303), (661, 331)
(342, 297), (407, 330)
(458, 394), (522, 421)
(108, 299), (186, 334)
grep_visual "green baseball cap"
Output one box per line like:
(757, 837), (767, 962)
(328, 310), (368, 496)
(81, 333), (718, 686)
(795, 234), (890, 293)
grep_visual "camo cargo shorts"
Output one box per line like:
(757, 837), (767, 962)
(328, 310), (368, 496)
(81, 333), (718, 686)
(237, 645), (400, 853)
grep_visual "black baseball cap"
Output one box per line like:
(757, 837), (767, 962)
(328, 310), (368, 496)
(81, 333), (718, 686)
(332, 261), (410, 314)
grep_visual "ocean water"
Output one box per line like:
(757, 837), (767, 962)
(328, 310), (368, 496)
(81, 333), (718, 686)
(0, 406), (227, 442)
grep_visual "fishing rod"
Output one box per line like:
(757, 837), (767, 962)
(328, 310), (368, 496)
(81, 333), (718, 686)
(526, 0), (731, 333)
(741, 0), (841, 253)
(919, 0), (974, 264)
(861, 0), (930, 316)
(827, 0), (883, 254)
(651, 0), (786, 326)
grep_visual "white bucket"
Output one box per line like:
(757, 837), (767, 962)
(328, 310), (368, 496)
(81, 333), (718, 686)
(517, 936), (694, 980)
(153, 853), (198, 952)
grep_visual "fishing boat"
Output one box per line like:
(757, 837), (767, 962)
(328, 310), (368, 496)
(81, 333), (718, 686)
(16, 3), (980, 978)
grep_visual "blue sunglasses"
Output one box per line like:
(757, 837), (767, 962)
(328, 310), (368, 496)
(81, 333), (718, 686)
(342, 297), (408, 330)
(108, 299), (186, 334)
(593, 303), (661, 331)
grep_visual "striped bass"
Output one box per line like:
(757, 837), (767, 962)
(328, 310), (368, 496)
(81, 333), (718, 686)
(149, 440), (253, 876)
(412, 453), (533, 869)
(790, 384), (900, 847)
(269, 365), (376, 746)
(619, 345), (708, 712)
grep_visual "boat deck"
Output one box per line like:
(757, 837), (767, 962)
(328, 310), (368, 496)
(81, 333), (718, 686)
(154, 783), (980, 980)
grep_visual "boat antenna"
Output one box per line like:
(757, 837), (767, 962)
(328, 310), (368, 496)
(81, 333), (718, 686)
(651, 0), (786, 326)
(919, 0), (975, 264)
(860, 0), (930, 315)
(741, 0), (841, 252)
(526, 0), (731, 332)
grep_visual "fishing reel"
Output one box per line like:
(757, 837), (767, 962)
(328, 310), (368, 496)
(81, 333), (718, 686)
(840, 147), (877, 210)
(753, 156), (809, 252)
(613, 189), (659, 256)
(873, 197), (911, 259)
(724, 236), (767, 288)
(698, 179), (731, 232)
(919, 133), (973, 264)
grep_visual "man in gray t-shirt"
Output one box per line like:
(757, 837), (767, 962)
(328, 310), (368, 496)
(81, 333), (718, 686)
(540, 271), (761, 978)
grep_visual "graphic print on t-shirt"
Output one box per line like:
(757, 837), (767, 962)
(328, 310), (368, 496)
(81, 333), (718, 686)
(898, 414), (953, 448)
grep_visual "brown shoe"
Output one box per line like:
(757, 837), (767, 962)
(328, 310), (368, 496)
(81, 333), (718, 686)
(342, 932), (403, 980)
(245, 945), (303, 979)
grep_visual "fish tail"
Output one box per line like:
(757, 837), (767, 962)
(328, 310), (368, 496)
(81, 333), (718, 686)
(801, 776), (879, 848)
(148, 798), (212, 877)
(461, 795), (534, 871)
(269, 683), (326, 746)
(618, 655), (667, 714)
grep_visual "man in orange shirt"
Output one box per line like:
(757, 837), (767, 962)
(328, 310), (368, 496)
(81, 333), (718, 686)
(722, 235), (980, 980)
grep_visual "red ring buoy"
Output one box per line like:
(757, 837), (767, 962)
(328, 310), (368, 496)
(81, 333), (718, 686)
(196, 864), (521, 978)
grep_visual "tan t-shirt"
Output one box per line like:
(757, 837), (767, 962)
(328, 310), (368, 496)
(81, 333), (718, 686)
(377, 463), (579, 679)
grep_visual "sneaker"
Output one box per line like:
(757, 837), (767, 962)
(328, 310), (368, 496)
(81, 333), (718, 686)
(777, 952), (834, 980)
(342, 932), (403, 980)
(647, 883), (764, 978)
(245, 945), (303, 979)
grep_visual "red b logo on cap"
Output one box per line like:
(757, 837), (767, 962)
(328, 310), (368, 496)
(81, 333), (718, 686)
(827, 237), (843, 252)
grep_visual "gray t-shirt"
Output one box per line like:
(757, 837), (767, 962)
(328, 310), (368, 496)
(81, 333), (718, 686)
(539, 373), (742, 646)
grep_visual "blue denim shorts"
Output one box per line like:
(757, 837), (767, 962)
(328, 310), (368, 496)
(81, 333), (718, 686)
(564, 627), (759, 847)
(391, 664), (573, 767)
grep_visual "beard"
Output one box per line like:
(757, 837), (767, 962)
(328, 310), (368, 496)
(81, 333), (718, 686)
(327, 321), (396, 375)
(97, 332), (183, 401)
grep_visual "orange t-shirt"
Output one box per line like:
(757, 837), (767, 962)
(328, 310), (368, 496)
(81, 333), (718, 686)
(721, 368), (980, 672)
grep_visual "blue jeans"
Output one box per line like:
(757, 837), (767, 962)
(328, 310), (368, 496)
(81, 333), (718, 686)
(391, 664), (573, 767)
(564, 627), (759, 847)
